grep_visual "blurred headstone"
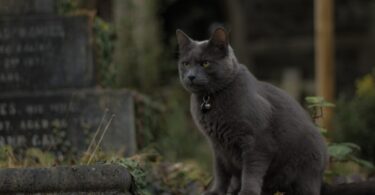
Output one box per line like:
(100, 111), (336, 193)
(281, 68), (302, 100)
(0, 89), (136, 155)
(0, 0), (56, 15)
(0, 15), (93, 91)
(0, 0), (136, 156)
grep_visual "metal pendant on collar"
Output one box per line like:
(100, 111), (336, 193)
(200, 95), (212, 113)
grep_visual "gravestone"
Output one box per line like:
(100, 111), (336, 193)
(0, 89), (136, 155)
(0, 15), (93, 91)
(0, 0), (137, 156)
(0, 0), (55, 15)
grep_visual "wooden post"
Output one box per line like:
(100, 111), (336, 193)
(315, 0), (335, 129)
(226, 0), (251, 68)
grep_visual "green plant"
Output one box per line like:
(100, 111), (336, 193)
(132, 92), (166, 149)
(116, 157), (150, 195)
(305, 96), (374, 181)
(333, 71), (375, 163)
(305, 96), (335, 134)
(113, 151), (210, 195)
(328, 143), (373, 169)
(0, 146), (56, 168)
(94, 17), (119, 88)
(58, 0), (119, 88)
(57, 0), (78, 14)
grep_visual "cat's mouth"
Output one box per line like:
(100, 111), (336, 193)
(185, 82), (208, 93)
(180, 77), (209, 93)
(188, 81), (206, 88)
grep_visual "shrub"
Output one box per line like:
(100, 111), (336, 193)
(333, 71), (375, 163)
(305, 96), (374, 182)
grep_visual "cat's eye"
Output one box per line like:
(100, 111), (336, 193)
(182, 62), (190, 67)
(201, 61), (210, 68)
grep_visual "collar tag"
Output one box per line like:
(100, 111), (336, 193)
(200, 95), (212, 113)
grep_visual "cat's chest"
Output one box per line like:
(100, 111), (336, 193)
(191, 95), (246, 166)
(198, 111), (226, 137)
(197, 110), (243, 164)
(192, 99), (237, 146)
(191, 96), (227, 134)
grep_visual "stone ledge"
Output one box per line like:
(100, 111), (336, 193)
(0, 165), (132, 193)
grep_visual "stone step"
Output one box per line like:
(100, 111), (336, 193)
(0, 164), (132, 194)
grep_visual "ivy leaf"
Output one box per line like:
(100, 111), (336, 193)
(305, 96), (335, 109)
(328, 144), (354, 161)
(351, 156), (375, 170)
(318, 127), (328, 135)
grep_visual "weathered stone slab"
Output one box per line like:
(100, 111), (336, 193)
(0, 89), (136, 156)
(0, 15), (93, 92)
(0, 165), (132, 194)
(0, 0), (56, 15)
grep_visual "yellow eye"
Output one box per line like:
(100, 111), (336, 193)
(202, 61), (210, 68)
(182, 62), (190, 67)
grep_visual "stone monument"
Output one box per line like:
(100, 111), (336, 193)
(0, 0), (136, 156)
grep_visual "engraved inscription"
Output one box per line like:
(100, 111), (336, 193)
(0, 24), (65, 40)
(0, 99), (76, 149)
(0, 90), (135, 155)
(0, 16), (92, 91)
(0, 22), (65, 87)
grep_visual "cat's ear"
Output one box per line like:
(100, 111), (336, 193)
(209, 27), (228, 49)
(176, 29), (192, 50)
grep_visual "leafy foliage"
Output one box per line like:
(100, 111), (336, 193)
(132, 92), (166, 149)
(93, 17), (118, 88)
(114, 151), (210, 195)
(116, 158), (149, 195)
(328, 143), (360, 161)
(305, 96), (374, 182)
(328, 143), (373, 169)
(333, 70), (375, 163)
(0, 144), (211, 194)
(57, 0), (78, 14)
(305, 96), (335, 109)
(0, 146), (56, 168)
(305, 96), (335, 127)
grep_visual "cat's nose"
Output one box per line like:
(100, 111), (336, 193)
(188, 75), (196, 81)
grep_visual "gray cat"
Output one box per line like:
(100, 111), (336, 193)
(176, 27), (328, 195)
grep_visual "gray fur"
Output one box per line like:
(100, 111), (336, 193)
(176, 28), (328, 195)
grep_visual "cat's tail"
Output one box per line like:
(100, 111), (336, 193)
(321, 181), (375, 195)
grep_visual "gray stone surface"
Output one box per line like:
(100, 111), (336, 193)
(0, 165), (132, 194)
(0, 15), (94, 92)
(0, 0), (56, 15)
(0, 89), (136, 156)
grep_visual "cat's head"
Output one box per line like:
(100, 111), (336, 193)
(176, 27), (239, 94)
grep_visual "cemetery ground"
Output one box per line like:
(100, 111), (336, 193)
(0, 126), (211, 195)
(1, 93), (375, 195)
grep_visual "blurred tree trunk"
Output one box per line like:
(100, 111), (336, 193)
(226, 0), (252, 67)
(360, 1), (375, 74)
(113, 0), (162, 93)
(315, 0), (335, 129)
(370, 2), (375, 44)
